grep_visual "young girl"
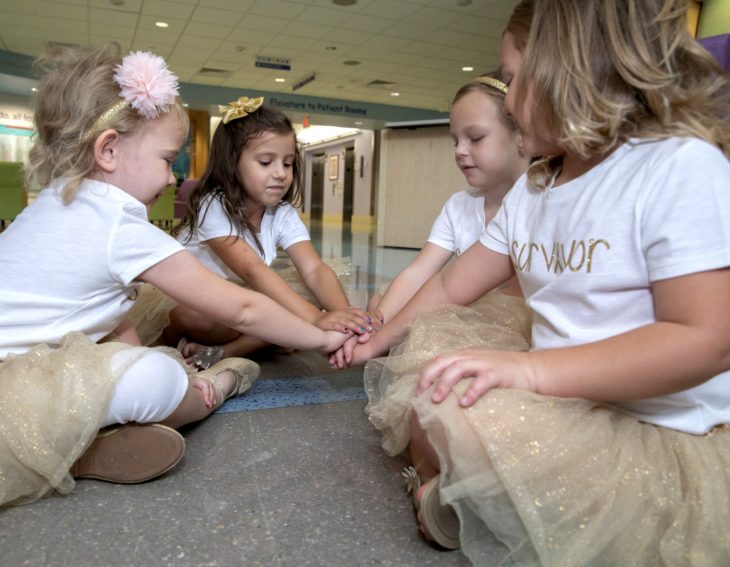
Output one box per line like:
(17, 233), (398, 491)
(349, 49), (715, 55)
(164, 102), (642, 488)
(357, 0), (730, 563)
(155, 99), (378, 365)
(332, 74), (529, 372)
(0, 47), (352, 507)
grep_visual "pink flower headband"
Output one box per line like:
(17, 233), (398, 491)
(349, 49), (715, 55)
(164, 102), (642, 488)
(84, 51), (179, 141)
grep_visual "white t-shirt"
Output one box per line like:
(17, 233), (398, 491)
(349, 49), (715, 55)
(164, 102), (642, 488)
(428, 190), (486, 256)
(180, 196), (310, 284)
(481, 137), (730, 434)
(0, 179), (184, 358)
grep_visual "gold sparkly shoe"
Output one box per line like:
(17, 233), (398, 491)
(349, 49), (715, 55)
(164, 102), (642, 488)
(197, 357), (260, 406)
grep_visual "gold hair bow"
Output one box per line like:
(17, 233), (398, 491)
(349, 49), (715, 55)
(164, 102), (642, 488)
(219, 96), (264, 124)
(474, 76), (508, 94)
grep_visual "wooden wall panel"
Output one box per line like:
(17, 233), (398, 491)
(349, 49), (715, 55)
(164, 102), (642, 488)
(377, 126), (464, 249)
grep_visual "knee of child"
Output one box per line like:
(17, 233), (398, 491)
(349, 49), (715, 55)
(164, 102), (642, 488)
(106, 350), (188, 425)
(173, 306), (218, 334)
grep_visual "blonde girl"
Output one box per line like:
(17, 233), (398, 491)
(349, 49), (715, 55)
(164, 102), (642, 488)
(0, 47), (352, 507)
(332, 73), (529, 369)
(164, 100), (379, 365)
(354, 0), (730, 563)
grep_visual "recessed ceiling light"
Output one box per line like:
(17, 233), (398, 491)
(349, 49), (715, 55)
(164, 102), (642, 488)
(155, 21), (169, 28)
(31, 87), (38, 92)
(275, 78), (285, 83)
(354, 121), (363, 125)
(462, 66), (474, 72)
(390, 92), (400, 97)
(183, 103), (189, 107)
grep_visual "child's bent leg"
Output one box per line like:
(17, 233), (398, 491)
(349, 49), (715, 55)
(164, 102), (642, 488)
(409, 411), (440, 484)
(164, 303), (239, 346)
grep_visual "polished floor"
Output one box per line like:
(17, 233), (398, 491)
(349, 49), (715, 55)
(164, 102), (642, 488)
(0, 222), (476, 567)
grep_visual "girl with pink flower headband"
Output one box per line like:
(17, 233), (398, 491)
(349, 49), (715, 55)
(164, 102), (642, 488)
(0, 45), (355, 507)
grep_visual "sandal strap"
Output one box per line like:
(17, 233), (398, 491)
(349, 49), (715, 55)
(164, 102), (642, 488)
(402, 465), (422, 496)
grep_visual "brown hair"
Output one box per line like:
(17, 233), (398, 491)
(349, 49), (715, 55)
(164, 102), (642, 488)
(174, 104), (302, 255)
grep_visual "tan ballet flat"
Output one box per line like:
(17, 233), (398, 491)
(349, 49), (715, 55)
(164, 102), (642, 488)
(197, 357), (260, 406)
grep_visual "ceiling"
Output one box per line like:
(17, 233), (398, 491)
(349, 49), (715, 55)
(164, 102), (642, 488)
(0, 0), (514, 117)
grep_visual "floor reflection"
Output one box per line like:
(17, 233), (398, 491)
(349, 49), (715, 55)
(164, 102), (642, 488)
(307, 220), (419, 308)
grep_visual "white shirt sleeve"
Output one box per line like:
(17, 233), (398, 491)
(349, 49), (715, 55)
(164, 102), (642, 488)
(637, 140), (730, 282)
(273, 204), (310, 251)
(427, 196), (458, 252)
(109, 203), (185, 285)
(197, 196), (238, 242)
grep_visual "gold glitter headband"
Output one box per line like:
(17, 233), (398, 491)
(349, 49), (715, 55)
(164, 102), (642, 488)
(473, 76), (508, 94)
(82, 99), (129, 142)
(219, 96), (264, 124)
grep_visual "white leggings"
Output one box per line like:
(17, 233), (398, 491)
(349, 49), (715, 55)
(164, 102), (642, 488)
(101, 349), (188, 428)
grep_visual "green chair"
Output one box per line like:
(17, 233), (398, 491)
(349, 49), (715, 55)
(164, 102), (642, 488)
(148, 184), (176, 230)
(0, 161), (26, 230)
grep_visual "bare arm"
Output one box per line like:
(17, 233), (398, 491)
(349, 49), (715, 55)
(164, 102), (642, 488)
(139, 251), (351, 353)
(374, 243), (453, 323)
(353, 242), (514, 362)
(419, 269), (730, 406)
(286, 240), (351, 311)
(208, 236), (323, 324)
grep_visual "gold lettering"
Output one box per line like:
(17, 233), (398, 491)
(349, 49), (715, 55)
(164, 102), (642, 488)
(566, 240), (586, 272)
(587, 239), (610, 272)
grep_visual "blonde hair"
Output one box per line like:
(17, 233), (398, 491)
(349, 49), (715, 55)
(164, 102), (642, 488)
(452, 71), (519, 134)
(26, 44), (189, 203)
(506, 0), (730, 188)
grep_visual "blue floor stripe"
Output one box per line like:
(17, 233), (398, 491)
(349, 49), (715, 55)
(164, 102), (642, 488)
(216, 375), (367, 414)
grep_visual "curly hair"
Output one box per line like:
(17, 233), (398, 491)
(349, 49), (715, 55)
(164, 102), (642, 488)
(26, 44), (188, 203)
(174, 105), (302, 255)
(505, 0), (730, 189)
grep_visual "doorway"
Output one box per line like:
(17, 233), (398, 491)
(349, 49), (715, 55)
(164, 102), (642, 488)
(310, 153), (325, 223)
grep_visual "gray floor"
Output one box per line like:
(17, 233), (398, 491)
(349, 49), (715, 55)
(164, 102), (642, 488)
(0, 228), (475, 566)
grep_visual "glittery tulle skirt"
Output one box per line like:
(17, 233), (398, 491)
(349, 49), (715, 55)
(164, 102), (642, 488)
(0, 333), (148, 507)
(364, 293), (730, 565)
(364, 291), (532, 456)
(128, 257), (356, 346)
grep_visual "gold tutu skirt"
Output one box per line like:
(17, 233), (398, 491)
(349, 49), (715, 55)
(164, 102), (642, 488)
(128, 256), (356, 347)
(0, 333), (149, 507)
(364, 293), (730, 565)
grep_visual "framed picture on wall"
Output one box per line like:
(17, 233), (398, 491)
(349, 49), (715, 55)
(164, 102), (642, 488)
(328, 154), (339, 180)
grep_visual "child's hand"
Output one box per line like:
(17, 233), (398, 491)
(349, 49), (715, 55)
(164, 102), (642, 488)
(190, 375), (218, 409)
(315, 306), (382, 335)
(321, 329), (355, 355)
(330, 338), (375, 369)
(416, 349), (537, 407)
(329, 334), (358, 368)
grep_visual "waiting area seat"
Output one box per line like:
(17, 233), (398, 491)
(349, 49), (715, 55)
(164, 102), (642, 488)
(148, 184), (176, 229)
(174, 178), (197, 221)
(0, 161), (26, 230)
